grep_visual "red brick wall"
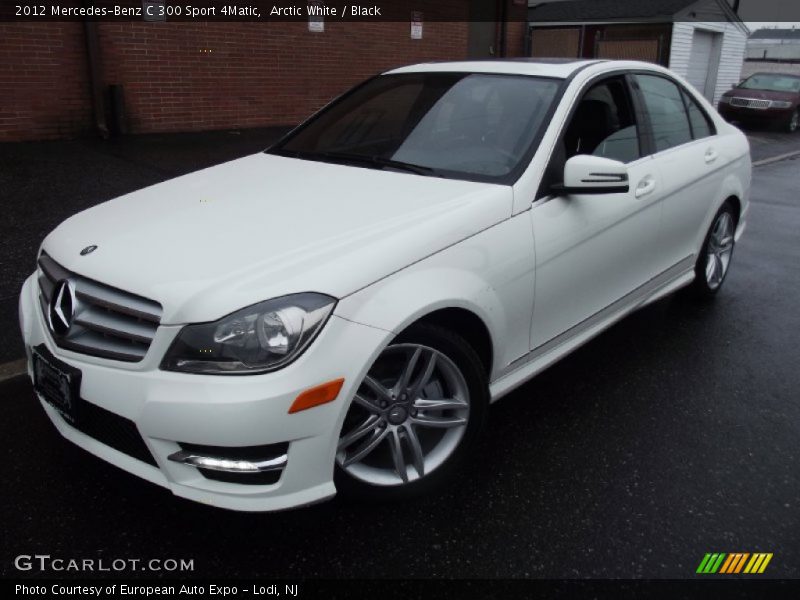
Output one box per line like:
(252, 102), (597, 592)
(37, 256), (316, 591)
(0, 23), (93, 141)
(503, 0), (528, 58)
(98, 20), (469, 135)
(504, 21), (527, 58)
(0, 16), (469, 141)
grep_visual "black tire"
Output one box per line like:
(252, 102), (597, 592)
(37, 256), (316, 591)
(787, 108), (799, 133)
(690, 201), (738, 300)
(334, 322), (489, 502)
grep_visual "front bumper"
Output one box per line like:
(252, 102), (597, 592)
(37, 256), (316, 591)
(719, 104), (794, 123)
(18, 274), (389, 511)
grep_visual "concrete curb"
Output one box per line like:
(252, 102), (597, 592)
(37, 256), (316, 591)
(0, 358), (27, 383)
(753, 149), (800, 167)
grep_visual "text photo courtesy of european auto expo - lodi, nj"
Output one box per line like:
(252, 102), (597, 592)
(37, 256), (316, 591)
(1, 0), (800, 599)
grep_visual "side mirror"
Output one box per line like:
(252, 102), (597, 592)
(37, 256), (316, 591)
(551, 155), (629, 196)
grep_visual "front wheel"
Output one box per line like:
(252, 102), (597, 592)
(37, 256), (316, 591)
(334, 323), (488, 501)
(690, 202), (737, 299)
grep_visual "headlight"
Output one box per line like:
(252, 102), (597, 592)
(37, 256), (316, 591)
(771, 100), (793, 109)
(719, 96), (732, 105)
(161, 293), (336, 375)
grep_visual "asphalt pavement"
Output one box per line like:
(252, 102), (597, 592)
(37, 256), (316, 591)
(0, 141), (798, 579)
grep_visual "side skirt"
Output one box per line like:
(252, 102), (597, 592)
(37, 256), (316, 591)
(489, 256), (695, 402)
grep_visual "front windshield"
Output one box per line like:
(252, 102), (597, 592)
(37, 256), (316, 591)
(739, 73), (800, 93)
(270, 72), (560, 182)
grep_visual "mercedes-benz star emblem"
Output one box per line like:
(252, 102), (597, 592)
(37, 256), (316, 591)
(49, 280), (76, 336)
(80, 245), (98, 256)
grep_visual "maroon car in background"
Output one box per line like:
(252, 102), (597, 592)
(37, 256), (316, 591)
(718, 72), (800, 132)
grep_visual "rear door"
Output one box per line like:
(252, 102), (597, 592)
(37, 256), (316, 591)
(632, 73), (724, 275)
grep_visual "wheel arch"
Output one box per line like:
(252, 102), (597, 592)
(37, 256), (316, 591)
(335, 266), (507, 379)
(399, 307), (493, 378)
(725, 194), (742, 224)
(694, 171), (747, 255)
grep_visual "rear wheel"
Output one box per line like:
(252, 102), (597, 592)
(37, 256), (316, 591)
(335, 323), (488, 500)
(691, 202), (737, 299)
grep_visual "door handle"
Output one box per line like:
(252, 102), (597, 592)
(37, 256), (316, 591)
(705, 148), (719, 164)
(635, 176), (656, 198)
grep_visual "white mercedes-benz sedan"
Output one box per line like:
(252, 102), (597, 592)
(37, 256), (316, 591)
(19, 59), (751, 511)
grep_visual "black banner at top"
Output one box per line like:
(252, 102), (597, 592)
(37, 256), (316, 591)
(3, 0), (800, 23)
(5, 1), (476, 22)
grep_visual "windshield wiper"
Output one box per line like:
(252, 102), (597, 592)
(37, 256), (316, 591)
(328, 153), (436, 176)
(281, 150), (436, 176)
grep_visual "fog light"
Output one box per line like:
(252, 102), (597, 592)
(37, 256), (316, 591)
(168, 442), (289, 474)
(169, 454), (286, 472)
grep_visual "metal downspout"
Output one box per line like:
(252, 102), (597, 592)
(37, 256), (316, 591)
(83, 20), (109, 138)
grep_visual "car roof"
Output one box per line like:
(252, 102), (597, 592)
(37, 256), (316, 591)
(386, 58), (651, 79)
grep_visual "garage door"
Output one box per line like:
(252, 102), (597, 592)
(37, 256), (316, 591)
(596, 39), (660, 62)
(686, 30), (719, 100)
(530, 28), (581, 58)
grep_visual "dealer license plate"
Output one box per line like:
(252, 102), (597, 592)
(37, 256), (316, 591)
(32, 345), (81, 426)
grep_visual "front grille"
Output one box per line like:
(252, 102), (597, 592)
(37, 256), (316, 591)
(38, 253), (163, 362)
(71, 399), (158, 466)
(730, 97), (771, 109)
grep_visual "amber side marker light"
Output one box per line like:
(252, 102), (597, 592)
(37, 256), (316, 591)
(289, 378), (345, 414)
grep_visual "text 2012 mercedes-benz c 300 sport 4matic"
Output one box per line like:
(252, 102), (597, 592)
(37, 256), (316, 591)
(19, 59), (751, 511)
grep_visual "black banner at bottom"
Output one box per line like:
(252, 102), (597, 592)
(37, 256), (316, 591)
(5, 579), (800, 600)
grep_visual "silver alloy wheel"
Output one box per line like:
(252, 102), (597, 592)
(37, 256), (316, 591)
(705, 211), (734, 290)
(791, 110), (799, 133)
(336, 344), (470, 487)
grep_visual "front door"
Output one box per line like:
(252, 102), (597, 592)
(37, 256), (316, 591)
(529, 75), (663, 350)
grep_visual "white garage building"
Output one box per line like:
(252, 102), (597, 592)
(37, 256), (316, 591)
(528, 0), (749, 104)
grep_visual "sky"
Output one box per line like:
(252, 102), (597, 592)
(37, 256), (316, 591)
(529, 0), (800, 30)
(746, 23), (800, 31)
(737, 0), (800, 24)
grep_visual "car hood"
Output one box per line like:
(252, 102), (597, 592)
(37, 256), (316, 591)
(726, 88), (799, 102)
(42, 153), (510, 324)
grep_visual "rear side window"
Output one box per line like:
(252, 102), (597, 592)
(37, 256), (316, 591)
(635, 74), (693, 152)
(682, 90), (714, 140)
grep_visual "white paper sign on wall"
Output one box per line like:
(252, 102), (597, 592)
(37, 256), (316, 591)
(411, 11), (423, 39)
(309, 1), (324, 32)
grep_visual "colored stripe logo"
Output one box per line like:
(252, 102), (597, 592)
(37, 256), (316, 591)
(696, 553), (773, 574)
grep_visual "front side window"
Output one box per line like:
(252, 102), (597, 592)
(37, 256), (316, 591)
(271, 73), (561, 182)
(563, 77), (641, 163)
(539, 76), (641, 197)
(635, 74), (693, 153)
